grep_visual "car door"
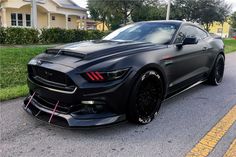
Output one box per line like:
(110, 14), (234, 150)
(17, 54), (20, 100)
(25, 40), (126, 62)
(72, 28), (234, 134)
(165, 24), (210, 93)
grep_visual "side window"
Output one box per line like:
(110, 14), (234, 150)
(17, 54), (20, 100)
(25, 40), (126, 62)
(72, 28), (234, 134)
(196, 28), (208, 39)
(175, 25), (198, 43)
(175, 25), (207, 43)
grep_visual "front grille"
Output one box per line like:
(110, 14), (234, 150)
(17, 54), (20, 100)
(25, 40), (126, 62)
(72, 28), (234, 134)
(29, 65), (73, 86)
(28, 65), (77, 93)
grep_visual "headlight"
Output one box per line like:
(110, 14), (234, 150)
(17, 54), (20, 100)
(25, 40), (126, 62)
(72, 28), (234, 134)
(82, 68), (129, 82)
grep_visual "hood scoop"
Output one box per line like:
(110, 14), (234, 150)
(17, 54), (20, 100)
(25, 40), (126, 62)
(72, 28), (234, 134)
(46, 49), (86, 59)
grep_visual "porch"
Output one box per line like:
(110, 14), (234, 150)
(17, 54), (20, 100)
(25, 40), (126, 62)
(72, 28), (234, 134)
(0, 4), (87, 29)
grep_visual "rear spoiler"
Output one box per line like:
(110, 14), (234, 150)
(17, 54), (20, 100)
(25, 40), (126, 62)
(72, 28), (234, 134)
(210, 34), (222, 40)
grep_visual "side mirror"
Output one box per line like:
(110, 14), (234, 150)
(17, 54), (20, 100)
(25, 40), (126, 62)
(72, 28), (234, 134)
(182, 37), (198, 45)
(176, 37), (198, 48)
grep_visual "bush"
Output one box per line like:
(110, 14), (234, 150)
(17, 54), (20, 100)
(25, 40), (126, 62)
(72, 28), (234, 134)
(0, 27), (6, 44)
(3, 27), (39, 44)
(0, 27), (109, 45)
(40, 28), (109, 44)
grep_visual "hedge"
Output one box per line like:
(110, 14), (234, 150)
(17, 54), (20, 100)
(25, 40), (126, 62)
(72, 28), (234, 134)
(2, 27), (39, 44)
(0, 27), (109, 45)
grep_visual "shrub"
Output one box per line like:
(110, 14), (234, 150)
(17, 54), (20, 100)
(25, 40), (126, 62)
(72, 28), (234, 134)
(0, 27), (6, 44)
(40, 28), (66, 44)
(40, 28), (109, 44)
(4, 27), (39, 44)
(87, 30), (108, 40)
(0, 27), (109, 45)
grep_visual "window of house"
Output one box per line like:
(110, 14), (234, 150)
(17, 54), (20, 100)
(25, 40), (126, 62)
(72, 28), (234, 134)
(52, 16), (55, 21)
(17, 14), (23, 26)
(26, 14), (31, 27)
(11, 13), (24, 26)
(11, 13), (17, 26)
(68, 17), (71, 22)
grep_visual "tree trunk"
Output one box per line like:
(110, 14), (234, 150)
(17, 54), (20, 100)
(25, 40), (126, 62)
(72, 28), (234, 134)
(102, 21), (105, 31)
(205, 23), (210, 32)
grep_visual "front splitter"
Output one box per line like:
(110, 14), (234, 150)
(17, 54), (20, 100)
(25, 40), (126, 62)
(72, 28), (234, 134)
(23, 96), (126, 128)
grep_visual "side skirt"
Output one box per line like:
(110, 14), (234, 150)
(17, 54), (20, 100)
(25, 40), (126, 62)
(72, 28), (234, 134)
(164, 80), (206, 102)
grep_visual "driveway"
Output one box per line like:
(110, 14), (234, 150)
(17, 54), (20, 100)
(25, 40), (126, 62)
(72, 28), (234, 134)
(1, 52), (236, 157)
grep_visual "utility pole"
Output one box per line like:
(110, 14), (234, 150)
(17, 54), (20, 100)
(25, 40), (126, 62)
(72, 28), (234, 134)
(166, 0), (171, 20)
(31, 0), (37, 28)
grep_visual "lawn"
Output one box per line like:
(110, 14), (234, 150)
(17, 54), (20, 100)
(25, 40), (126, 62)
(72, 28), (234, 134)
(0, 46), (49, 101)
(0, 39), (235, 101)
(224, 39), (236, 54)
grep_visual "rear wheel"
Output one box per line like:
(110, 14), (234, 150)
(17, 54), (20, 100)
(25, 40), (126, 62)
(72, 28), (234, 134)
(207, 54), (225, 85)
(127, 71), (164, 124)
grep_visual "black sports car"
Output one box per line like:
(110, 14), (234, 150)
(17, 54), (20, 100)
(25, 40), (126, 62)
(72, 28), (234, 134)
(24, 20), (225, 127)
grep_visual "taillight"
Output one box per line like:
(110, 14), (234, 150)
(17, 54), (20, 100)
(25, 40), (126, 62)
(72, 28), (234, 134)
(82, 68), (129, 82)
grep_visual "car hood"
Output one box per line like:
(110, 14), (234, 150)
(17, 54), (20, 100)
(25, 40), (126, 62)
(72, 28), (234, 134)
(33, 40), (167, 68)
(48, 40), (167, 59)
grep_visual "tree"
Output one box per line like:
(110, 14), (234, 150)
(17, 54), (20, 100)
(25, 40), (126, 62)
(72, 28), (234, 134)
(87, 0), (111, 31)
(198, 0), (231, 31)
(131, 1), (166, 22)
(171, 0), (231, 31)
(106, 0), (143, 25)
(230, 12), (236, 28)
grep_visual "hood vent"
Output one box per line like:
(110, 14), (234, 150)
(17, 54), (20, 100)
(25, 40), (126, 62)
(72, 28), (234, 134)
(46, 49), (86, 59)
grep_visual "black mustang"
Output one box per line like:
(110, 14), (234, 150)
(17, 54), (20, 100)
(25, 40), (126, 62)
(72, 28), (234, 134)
(24, 20), (225, 127)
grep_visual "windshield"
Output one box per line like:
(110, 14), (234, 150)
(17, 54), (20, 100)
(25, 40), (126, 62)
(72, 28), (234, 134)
(103, 22), (178, 45)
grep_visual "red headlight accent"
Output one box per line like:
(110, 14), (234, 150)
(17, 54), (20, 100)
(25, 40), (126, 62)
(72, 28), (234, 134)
(83, 68), (129, 82)
(91, 72), (100, 80)
(95, 72), (104, 80)
(86, 72), (95, 81)
(86, 72), (104, 81)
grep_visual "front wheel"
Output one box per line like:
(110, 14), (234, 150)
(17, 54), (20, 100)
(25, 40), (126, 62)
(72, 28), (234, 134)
(207, 54), (225, 85)
(127, 71), (164, 124)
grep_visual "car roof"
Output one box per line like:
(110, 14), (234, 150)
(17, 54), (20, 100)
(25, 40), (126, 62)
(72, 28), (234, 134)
(135, 20), (185, 28)
(137, 20), (183, 24)
(138, 20), (206, 31)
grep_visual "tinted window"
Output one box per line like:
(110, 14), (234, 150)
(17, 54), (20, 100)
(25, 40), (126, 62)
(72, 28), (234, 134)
(175, 25), (208, 43)
(104, 22), (178, 45)
(196, 27), (208, 39)
(175, 25), (198, 43)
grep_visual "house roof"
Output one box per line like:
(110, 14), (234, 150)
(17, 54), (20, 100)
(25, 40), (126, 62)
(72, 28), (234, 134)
(53, 0), (87, 11)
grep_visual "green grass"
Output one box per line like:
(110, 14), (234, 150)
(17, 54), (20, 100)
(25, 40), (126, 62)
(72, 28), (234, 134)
(0, 40), (236, 101)
(0, 46), (49, 101)
(0, 85), (28, 101)
(223, 39), (236, 54)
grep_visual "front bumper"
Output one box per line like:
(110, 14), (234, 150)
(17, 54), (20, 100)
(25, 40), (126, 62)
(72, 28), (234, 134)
(24, 64), (135, 127)
(23, 95), (126, 127)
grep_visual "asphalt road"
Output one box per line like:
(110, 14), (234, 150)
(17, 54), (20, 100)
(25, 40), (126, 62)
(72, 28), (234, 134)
(1, 52), (236, 157)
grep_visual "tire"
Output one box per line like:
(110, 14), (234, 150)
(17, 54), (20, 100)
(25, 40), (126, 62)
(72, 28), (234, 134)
(127, 70), (164, 124)
(207, 54), (225, 85)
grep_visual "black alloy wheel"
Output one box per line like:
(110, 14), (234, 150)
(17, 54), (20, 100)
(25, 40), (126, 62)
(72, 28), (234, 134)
(127, 71), (164, 124)
(208, 54), (225, 85)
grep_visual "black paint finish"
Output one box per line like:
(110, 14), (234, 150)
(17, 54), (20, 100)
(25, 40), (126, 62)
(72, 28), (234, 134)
(24, 21), (224, 127)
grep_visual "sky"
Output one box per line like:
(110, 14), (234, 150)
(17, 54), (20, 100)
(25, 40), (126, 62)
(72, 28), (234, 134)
(73, 0), (236, 12)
